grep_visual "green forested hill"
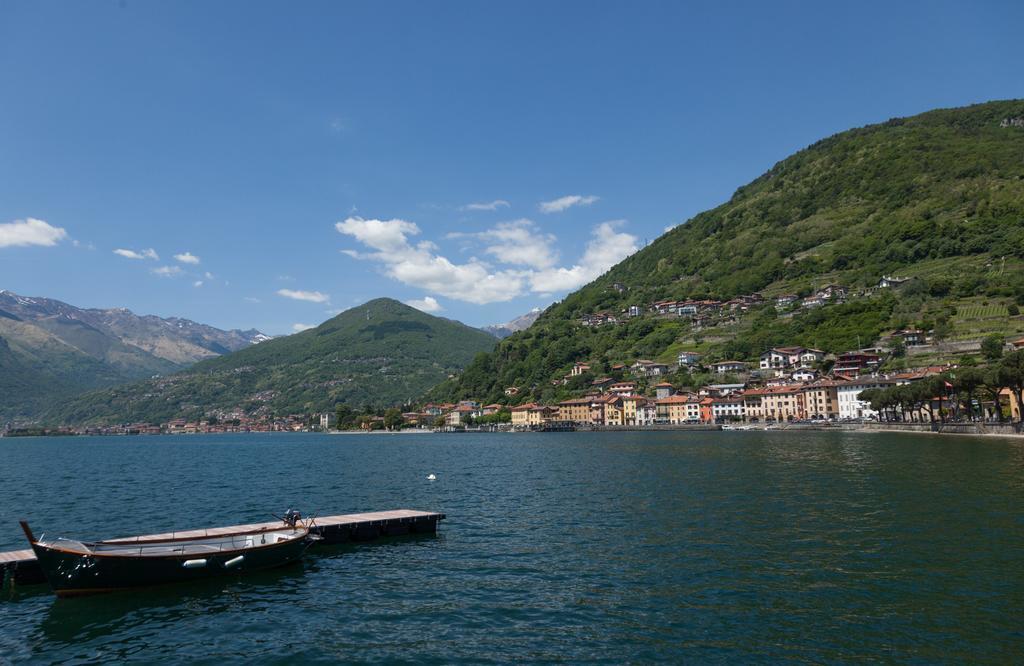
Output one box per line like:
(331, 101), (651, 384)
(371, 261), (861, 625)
(431, 100), (1024, 405)
(47, 298), (496, 425)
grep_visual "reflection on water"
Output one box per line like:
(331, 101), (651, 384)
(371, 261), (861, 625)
(1, 431), (1022, 663)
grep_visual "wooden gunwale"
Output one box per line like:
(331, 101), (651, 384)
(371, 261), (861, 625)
(33, 528), (309, 560)
(99, 524), (308, 546)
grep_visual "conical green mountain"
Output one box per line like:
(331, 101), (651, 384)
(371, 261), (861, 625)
(432, 100), (1024, 405)
(49, 298), (496, 425)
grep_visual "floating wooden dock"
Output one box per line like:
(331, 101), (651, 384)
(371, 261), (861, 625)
(0, 508), (444, 586)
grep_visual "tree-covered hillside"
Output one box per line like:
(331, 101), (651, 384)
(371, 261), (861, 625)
(47, 298), (496, 425)
(430, 100), (1024, 406)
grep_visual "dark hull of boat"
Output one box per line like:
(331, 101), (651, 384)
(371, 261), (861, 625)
(30, 536), (310, 597)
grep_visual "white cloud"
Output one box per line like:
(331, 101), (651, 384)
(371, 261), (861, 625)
(538, 194), (599, 214)
(292, 323), (316, 332)
(0, 218), (68, 248)
(243, 297), (261, 303)
(151, 265), (182, 277)
(335, 217), (420, 254)
(405, 296), (443, 313)
(449, 219), (558, 270)
(174, 252), (200, 265)
(336, 216), (524, 304)
(114, 248), (159, 260)
(529, 221), (639, 293)
(193, 280), (204, 288)
(277, 288), (330, 303)
(337, 215), (639, 305)
(460, 199), (510, 212)
(204, 271), (214, 279)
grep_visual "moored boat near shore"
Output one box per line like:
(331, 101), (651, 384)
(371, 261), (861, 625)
(19, 519), (313, 597)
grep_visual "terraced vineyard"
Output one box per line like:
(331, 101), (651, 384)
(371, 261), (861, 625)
(957, 303), (1009, 320)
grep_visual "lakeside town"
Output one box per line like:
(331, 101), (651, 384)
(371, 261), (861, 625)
(10, 334), (1022, 438)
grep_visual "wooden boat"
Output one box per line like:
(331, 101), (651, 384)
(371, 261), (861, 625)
(19, 519), (313, 597)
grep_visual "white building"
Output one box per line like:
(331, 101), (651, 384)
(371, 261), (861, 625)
(638, 402), (658, 425)
(711, 399), (745, 421)
(677, 351), (702, 367)
(711, 361), (747, 375)
(837, 378), (896, 419)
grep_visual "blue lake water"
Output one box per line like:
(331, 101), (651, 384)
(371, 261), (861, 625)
(1, 430), (1022, 663)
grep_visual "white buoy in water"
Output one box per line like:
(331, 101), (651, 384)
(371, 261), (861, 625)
(427, 474), (437, 481)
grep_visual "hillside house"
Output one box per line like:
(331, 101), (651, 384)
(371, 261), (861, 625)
(703, 383), (745, 397)
(816, 284), (847, 301)
(569, 362), (591, 377)
(832, 352), (882, 379)
(878, 275), (911, 288)
(775, 294), (797, 309)
(609, 381), (638, 396)
(677, 351), (701, 367)
(580, 312), (618, 326)
(791, 368), (818, 382)
(711, 360), (748, 375)
(630, 360), (670, 377)
(654, 382), (675, 399)
(893, 328), (927, 346)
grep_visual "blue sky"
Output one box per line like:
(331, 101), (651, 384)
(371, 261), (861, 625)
(1, 1), (1021, 335)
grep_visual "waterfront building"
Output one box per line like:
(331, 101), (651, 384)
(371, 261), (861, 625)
(510, 403), (536, 427)
(557, 398), (592, 424)
(836, 378), (897, 419)
(801, 381), (841, 420)
(711, 397), (745, 422)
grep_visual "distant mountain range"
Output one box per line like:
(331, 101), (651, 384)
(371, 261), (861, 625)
(482, 308), (542, 338)
(0, 290), (267, 422)
(44, 298), (497, 426)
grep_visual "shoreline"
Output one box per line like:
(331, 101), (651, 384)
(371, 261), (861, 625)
(7, 422), (1022, 439)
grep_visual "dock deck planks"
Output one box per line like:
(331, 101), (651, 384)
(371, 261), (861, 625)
(0, 508), (444, 585)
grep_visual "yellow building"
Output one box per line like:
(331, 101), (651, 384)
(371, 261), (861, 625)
(604, 398), (624, 426)
(558, 398), (593, 424)
(655, 395), (693, 424)
(801, 381), (840, 419)
(742, 389), (767, 421)
(620, 395), (643, 425)
(998, 388), (1022, 421)
(761, 386), (805, 421)
(527, 405), (556, 425)
(510, 403), (536, 427)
